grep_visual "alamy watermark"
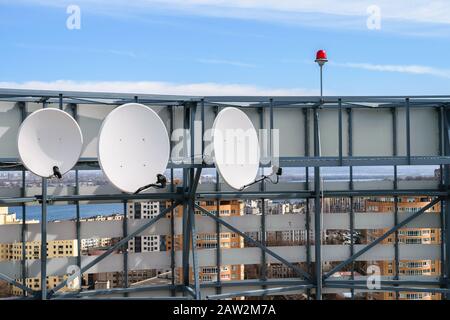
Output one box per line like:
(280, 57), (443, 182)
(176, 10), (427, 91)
(366, 5), (381, 30)
(66, 5), (81, 30)
(170, 122), (280, 167)
(66, 264), (81, 290)
(366, 264), (381, 290)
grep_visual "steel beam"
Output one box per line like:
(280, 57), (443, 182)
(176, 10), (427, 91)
(206, 284), (314, 300)
(169, 105), (176, 297)
(189, 167), (203, 299)
(324, 197), (441, 279)
(444, 107), (450, 299)
(406, 98), (411, 165)
(259, 104), (267, 293)
(313, 107), (322, 300)
(18, 101), (27, 297)
(326, 283), (450, 295)
(4, 155), (450, 172)
(122, 200), (128, 296)
(47, 201), (181, 297)
(0, 273), (34, 296)
(392, 106), (400, 300)
(40, 177), (48, 300)
(195, 205), (312, 281)
(304, 107), (311, 300)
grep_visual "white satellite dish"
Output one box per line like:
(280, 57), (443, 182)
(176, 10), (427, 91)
(212, 107), (260, 190)
(98, 103), (170, 193)
(17, 108), (83, 178)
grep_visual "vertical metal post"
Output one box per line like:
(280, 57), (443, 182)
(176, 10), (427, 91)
(215, 199), (221, 294)
(214, 106), (222, 294)
(189, 103), (201, 299)
(201, 99), (205, 156)
(259, 104), (267, 292)
(122, 99), (139, 293)
(313, 107), (322, 300)
(269, 98), (274, 160)
(122, 200), (128, 295)
(392, 107), (400, 300)
(338, 99), (343, 166)
(19, 102), (27, 296)
(444, 176), (450, 300)
(189, 189), (201, 299)
(70, 104), (82, 273)
(21, 168), (27, 297)
(181, 104), (191, 292)
(444, 107), (450, 299)
(319, 65), (323, 97)
(58, 93), (63, 110)
(405, 98), (411, 165)
(348, 107), (355, 299)
(169, 105), (176, 297)
(348, 108), (353, 192)
(41, 100), (48, 300)
(438, 107), (446, 297)
(303, 108), (311, 299)
(75, 170), (81, 269)
(181, 194), (190, 293)
(41, 177), (48, 300)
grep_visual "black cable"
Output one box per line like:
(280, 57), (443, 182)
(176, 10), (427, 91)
(52, 166), (62, 179)
(134, 174), (167, 194)
(238, 167), (283, 191)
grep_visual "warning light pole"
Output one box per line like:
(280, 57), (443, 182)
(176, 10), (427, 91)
(315, 50), (328, 97)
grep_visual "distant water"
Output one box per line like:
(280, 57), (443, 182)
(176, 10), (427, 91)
(8, 203), (123, 222)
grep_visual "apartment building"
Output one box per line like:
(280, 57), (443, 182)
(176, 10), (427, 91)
(166, 200), (245, 283)
(127, 201), (161, 253)
(366, 196), (441, 300)
(0, 207), (80, 295)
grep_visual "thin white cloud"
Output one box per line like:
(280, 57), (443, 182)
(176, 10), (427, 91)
(14, 43), (139, 59)
(14, 0), (450, 28)
(333, 62), (450, 78)
(0, 80), (318, 96)
(197, 58), (257, 68)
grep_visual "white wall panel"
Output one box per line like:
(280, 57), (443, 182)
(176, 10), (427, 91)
(77, 104), (115, 158)
(0, 102), (21, 157)
(353, 108), (393, 156)
(0, 244), (440, 279)
(0, 213), (441, 244)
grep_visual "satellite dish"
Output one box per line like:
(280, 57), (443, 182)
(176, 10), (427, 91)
(212, 107), (260, 190)
(98, 103), (170, 193)
(17, 108), (83, 178)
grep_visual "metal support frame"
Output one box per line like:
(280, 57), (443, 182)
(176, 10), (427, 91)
(392, 106), (400, 299)
(122, 200), (128, 296)
(178, 102), (204, 299)
(313, 107), (322, 299)
(40, 177), (48, 300)
(326, 283), (450, 295)
(2, 90), (450, 300)
(347, 106), (355, 299)
(214, 105), (222, 294)
(68, 103), (83, 291)
(195, 205), (312, 281)
(206, 284), (314, 300)
(169, 105), (176, 297)
(18, 101), (28, 297)
(303, 108), (312, 300)
(46, 201), (181, 298)
(444, 107), (450, 299)
(324, 198), (441, 279)
(259, 103), (267, 293)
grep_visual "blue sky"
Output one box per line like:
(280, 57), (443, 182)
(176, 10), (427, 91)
(1, 0), (450, 96)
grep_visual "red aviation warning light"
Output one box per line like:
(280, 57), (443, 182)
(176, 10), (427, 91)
(315, 50), (328, 66)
